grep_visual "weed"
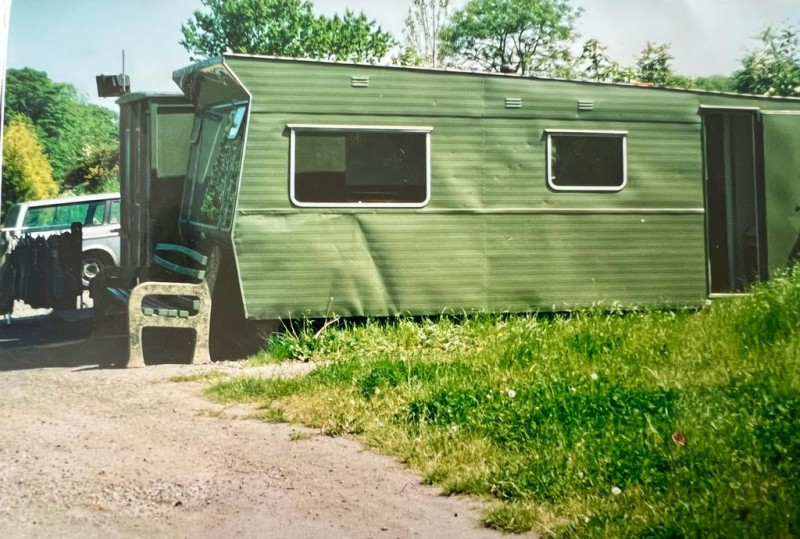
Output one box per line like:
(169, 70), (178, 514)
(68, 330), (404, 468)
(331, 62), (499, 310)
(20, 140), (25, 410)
(289, 430), (313, 441)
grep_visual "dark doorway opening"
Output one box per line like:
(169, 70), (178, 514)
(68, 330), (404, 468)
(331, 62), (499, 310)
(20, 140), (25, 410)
(703, 110), (765, 294)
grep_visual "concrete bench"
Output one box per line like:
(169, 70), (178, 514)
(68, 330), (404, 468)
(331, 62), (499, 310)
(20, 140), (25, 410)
(106, 243), (220, 368)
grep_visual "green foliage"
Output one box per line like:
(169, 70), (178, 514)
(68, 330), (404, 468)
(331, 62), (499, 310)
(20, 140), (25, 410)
(61, 144), (119, 195)
(635, 42), (693, 89)
(209, 264), (800, 537)
(573, 39), (731, 92)
(4, 68), (118, 184)
(210, 375), (305, 403)
(574, 39), (634, 83)
(181, 0), (394, 62)
(693, 75), (735, 93)
(393, 46), (425, 67)
(482, 503), (537, 533)
(733, 20), (800, 97)
(441, 0), (581, 75)
(401, 0), (452, 68)
(318, 11), (395, 63)
(1, 115), (59, 215)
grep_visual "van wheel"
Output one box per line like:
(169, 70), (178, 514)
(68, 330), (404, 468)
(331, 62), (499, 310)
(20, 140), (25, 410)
(82, 251), (113, 287)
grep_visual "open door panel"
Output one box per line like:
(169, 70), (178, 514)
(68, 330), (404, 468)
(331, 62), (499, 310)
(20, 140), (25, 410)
(761, 111), (800, 273)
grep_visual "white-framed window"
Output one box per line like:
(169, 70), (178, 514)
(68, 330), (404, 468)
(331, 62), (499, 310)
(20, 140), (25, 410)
(545, 130), (628, 192)
(289, 125), (432, 208)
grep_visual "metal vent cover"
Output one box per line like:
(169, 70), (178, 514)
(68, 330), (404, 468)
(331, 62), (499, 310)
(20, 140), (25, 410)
(577, 100), (595, 111)
(505, 97), (523, 109)
(351, 76), (370, 88)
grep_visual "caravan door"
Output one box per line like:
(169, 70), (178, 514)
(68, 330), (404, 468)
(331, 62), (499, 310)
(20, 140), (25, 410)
(762, 111), (800, 273)
(702, 109), (763, 294)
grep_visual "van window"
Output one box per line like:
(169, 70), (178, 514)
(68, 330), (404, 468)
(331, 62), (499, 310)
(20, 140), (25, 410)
(21, 200), (109, 228)
(89, 202), (106, 225)
(546, 130), (627, 191)
(290, 125), (431, 207)
(110, 199), (121, 224)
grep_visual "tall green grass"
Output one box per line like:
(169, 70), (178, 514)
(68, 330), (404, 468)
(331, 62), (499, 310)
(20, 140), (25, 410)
(208, 265), (800, 537)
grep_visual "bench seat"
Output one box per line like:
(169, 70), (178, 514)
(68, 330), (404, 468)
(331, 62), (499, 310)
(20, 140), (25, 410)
(107, 288), (200, 318)
(103, 243), (220, 368)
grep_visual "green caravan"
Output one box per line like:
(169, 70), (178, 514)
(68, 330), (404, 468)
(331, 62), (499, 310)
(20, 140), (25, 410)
(169, 54), (800, 321)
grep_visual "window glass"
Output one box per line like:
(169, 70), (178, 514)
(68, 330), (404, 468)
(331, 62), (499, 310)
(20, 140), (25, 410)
(155, 111), (194, 178)
(3, 204), (21, 227)
(227, 107), (246, 140)
(547, 132), (626, 191)
(189, 104), (247, 228)
(189, 115), (202, 144)
(22, 206), (54, 227)
(24, 203), (91, 228)
(109, 199), (121, 224)
(292, 128), (429, 206)
(87, 201), (106, 225)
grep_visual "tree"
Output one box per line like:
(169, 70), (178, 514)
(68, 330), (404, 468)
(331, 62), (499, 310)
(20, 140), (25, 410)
(180, 0), (394, 63)
(2, 116), (59, 215)
(4, 68), (118, 184)
(62, 144), (120, 195)
(575, 38), (634, 83)
(315, 11), (394, 63)
(634, 42), (692, 88)
(733, 21), (800, 97)
(441, 0), (581, 76)
(400, 0), (452, 68)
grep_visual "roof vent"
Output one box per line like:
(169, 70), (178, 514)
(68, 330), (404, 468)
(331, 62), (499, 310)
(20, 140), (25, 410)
(351, 76), (370, 88)
(505, 97), (523, 109)
(577, 100), (595, 111)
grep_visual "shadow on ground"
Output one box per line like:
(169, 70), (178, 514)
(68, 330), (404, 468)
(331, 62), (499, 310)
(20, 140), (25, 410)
(0, 310), (215, 372)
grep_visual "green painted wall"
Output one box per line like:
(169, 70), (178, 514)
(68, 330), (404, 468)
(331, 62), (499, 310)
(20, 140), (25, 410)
(178, 56), (800, 319)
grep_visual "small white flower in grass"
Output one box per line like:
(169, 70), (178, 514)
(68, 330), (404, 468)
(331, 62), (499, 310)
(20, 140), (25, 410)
(450, 425), (459, 432)
(374, 387), (381, 395)
(507, 389), (517, 398)
(590, 373), (599, 381)
(584, 516), (590, 523)
(611, 486), (622, 496)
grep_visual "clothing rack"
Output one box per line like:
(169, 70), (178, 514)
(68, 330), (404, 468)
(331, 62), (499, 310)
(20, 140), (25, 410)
(0, 222), (83, 317)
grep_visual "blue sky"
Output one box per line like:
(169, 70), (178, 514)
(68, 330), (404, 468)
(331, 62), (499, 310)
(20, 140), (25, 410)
(8, 0), (800, 108)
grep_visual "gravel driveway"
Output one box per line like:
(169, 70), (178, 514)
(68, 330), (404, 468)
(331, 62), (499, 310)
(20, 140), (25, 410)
(0, 306), (518, 538)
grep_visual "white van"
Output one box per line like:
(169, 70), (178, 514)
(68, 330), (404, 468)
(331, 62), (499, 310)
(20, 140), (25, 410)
(1, 193), (121, 285)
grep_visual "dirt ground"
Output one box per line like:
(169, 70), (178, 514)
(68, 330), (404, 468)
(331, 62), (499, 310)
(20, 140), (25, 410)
(0, 304), (523, 539)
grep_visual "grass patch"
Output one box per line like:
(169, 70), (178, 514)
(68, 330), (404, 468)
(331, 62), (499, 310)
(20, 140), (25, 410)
(206, 265), (800, 537)
(168, 371), (229, 383)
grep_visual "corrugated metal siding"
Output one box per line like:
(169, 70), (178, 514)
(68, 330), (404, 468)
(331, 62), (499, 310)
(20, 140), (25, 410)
(237, 114), (703, 212)
(208, 57), (800, 318)
(229, 59), (486, 118)
(234, 213), (706, 318)
(485, 214), (706, 309)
